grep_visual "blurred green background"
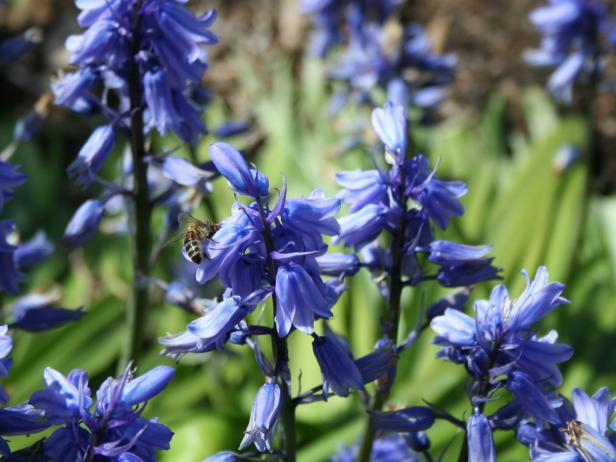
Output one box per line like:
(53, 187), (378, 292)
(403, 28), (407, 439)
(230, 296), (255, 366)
(2, 0), (616, 461)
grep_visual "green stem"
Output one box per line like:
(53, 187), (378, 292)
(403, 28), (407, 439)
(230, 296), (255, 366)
(256, 198), (296, 462)
(119, 0), (151, 372)
(357, 176), (407, 462)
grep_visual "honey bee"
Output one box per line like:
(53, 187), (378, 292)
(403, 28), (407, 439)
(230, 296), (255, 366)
(169, 213), (221, 264)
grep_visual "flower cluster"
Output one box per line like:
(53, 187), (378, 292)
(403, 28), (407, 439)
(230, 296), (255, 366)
(53, 0), (217, 191)
(334, 102), (499, 295)
(160, 139), (399, 457)
(301, 0), (401, 57)
(0, 365), (175, 460)
(431, 267), (576, 460)
(527, 0), (616, 101)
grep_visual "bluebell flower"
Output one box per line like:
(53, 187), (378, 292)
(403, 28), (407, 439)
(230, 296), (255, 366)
(335, 203), (390, 249)
(312, 333), (364, 400)
(0, 28), (41, 65)
(431, 267), (572, 387)
(526, 0), (614, 102)
(336, 169), (388, 213)
(0, 325), (13, 404)
(467, 411), (495, 462)
(371, 102), (408, 164)
(13, 231), (54, 270)
(62, 198), (106, 249)
(427, 241), (501, 287)
(327, 24), (456, 113)
(523, 387), (616, 461)
(239, 382), (281, 453)
(0, 161), (27, 212)
(13, 111), (44, 143)
(331, 434), (420, 462)
(302, 0), (401, 57)
(0, 404), (49, 456)
(214, 120), (253, 138)
(67, 124), (116, 189)
(161, 156), (214, 193)
(56, 0), (217, 146)
(209, 142), (269, 198)
(0, 220), (25, 295)
(203, 452), (240, 462)
(369, 406), (435, 432)
(29, 365), (175, 461)
(9, 293), (84, 332)
(316, 253), (360, 277)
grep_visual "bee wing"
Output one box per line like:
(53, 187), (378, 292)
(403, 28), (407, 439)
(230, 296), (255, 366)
(161, 232), (186, 249)
(177, 212), (198, 228)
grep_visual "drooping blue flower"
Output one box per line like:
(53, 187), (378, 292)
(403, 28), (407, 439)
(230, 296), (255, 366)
(0, 325), (13, 404)
(316, 253), (360, 277)
(13, 111), (44, 143)
(209, 142), (269, 198)
(0, 161), (27, 212)
(467, 411), (496, 462)
(0, 220), (25, 295)
(9, 293), (84, 332)
(67, 124), (116, 189)
(369, 406), (435, 433)
(13, 231), (54, 270)
(0, 28), (41, 65)
(160, 156), (214, 193)
(239, 382), (281, 453)
(203, 452), (240, 462)
(335, 203), (390, 249)
(331, 434), (420, 462)
(0, 404), (49, 456)
(427, 241), (501, 287)
(62, 198), (106, 249)
(526, 0), (615, 101)
(312, 333), (364, 400)
(29, 365), (175, 461)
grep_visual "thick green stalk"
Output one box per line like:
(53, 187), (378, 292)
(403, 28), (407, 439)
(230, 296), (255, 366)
(119, 0), (151, 371)
(357, 179), (407, 462)
(257, 199), (296, 462)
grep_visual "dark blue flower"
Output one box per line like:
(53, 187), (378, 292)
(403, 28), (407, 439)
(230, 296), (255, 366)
(13, 111), (44, 143)
(316, 253), (360, 277)
(0, 404), (49, 456)
(62, 199), (106, 249)
(67, 124), (116, 189)
(56, 0), (217, 143)
(336, 169), (388, 213)
(209, 142), (269, 198)
(275, 262), (334, 336)
(526, 0), (614, 102)
(0, 325), (13, 404)
(10, 294), (84, 332)
(427, 241), (501, 287)
(0, 28), (41, 64)
(203, 452), (240, 462)
(14, 231), (54, 270)
(467, 411), (495, 462)
(0, 161), (27, 212)
(335, 203), (389, 249)
(331, 434), (420, 462)
(312, 333), (364, 400)
(0, 220), (25, 295)
(29, 365), (175, 461)
(369, 406), (435, 433)
(239, 382), (281, 453)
